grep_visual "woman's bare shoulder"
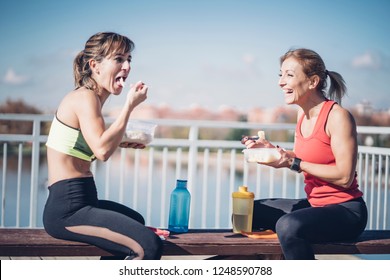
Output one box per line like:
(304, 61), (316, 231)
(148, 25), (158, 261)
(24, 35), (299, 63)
(68, 87), (97, 101)
(60, 88), (98, 108)
(327, 103), (356, 134)
(57, 88), (99, 126)
(329, 103), (355, 122)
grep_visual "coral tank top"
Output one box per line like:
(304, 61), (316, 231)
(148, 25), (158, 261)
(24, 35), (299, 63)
(294, 100), (363, 207)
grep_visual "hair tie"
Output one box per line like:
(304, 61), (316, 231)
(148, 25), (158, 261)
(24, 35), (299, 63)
(325, 70), (329, 76)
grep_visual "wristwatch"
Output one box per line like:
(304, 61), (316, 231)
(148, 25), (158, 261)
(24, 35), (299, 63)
(290, 157), (302, 173)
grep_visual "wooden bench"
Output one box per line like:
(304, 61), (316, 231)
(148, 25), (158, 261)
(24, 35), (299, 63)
(1, 228), (390, 259)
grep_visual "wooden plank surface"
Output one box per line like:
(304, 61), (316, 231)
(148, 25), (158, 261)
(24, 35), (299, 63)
(164, 229), (390, 255)
(0, 228), (110, 256)
(164, 229), (282, 255)
(1, 228), (390, 257)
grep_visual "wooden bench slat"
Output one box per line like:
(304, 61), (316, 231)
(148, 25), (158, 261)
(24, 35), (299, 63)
(0, 229), (110, 256)
(164, 230), (282, 255)
(1, 228), (390, 257)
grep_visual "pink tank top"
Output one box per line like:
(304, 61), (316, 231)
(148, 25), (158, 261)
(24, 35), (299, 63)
(295, 100), (363, 207)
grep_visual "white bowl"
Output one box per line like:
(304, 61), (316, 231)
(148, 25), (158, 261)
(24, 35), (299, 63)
(243, 148), (281, 163)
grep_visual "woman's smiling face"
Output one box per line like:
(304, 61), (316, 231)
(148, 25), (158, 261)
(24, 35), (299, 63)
(278, 57), (311, 105)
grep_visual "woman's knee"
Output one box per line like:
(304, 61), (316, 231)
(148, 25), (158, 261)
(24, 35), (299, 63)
(275, 214), (303, 239)
(143, 233), (163, 260)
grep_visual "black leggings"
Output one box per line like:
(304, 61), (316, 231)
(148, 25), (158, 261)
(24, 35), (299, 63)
(252, 197), (367, 260)
(43, 177), (162, 260)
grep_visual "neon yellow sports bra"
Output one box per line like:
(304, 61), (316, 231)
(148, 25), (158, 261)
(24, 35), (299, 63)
(46, 115), (96, 161)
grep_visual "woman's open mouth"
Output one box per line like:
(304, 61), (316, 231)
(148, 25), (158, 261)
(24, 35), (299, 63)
(116, 76), (127, 87)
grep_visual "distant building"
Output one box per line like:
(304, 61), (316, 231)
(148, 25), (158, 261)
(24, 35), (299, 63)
(106, 101), (389, 128)
(355, 100), (374, 116)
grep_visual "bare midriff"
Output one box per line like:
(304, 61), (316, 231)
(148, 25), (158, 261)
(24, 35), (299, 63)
(47, 147), (93, 186)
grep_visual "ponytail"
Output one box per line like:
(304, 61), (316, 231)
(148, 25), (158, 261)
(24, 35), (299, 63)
(326, 70), (347, 105)
(73, 50), (96, 90)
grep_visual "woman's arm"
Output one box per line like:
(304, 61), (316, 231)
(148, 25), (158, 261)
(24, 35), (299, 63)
(76, 81), (148, 161)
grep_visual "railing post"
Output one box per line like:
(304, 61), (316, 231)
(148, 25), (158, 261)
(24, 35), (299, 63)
(29, 117), (41, 227)
(188, 124), (199, 227)
(1, 143), (7, 227)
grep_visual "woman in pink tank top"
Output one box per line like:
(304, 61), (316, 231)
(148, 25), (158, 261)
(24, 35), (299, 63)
(242, 48), (367, 260)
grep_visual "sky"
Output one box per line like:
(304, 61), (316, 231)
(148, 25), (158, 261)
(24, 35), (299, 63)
(1, 0), (389, 113)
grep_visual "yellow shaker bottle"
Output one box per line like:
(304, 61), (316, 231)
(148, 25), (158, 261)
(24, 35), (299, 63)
(232, 186), (254, 233)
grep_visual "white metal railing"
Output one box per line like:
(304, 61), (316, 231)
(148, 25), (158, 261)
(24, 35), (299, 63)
(1, 113), (389, 230)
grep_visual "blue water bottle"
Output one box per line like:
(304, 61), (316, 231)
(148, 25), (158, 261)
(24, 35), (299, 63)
(168, 179), (191, 233)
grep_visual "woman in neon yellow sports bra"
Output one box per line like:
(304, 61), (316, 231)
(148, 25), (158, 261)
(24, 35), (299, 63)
(43, 32), (162, 260)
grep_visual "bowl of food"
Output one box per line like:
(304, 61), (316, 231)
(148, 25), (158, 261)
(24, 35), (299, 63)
(243, 148), (281, 163)
(119, 120), (157, 147)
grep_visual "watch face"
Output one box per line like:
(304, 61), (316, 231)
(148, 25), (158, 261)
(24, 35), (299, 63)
(291, 158), (301, 172)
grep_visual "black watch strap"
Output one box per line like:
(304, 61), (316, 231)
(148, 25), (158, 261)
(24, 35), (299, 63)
(290, 157), (302, 173)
